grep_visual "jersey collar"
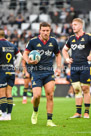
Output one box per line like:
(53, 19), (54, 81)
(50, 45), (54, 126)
(38, 35), (49, 45)
(0, 38), (6, 41)
(76, 32), (85, 40)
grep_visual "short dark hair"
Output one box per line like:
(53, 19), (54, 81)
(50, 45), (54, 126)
(39, 22), (51, 29)
(0, 28), (5, 37)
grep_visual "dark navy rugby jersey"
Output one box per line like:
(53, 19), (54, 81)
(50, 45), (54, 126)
(0, 39), (19, 71)
(26, 36), (59, 72)
(66, 33), (91, 64)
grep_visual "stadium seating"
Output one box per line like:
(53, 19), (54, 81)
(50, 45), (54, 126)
(29, 14), (38, 23)
(21, 23), (30, 30)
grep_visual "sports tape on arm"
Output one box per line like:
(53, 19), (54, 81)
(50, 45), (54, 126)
(14, 52), (22, 69)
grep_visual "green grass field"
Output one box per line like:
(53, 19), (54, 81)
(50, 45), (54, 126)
(0, 97), (91, 136)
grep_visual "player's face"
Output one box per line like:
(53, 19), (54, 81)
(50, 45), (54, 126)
(39, 26), (51, 41)
(72, 21), (82, 33)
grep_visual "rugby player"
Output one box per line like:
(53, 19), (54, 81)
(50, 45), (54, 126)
(62, 18), (91, 118)
(23, 22), (61, 126)
(22, 59), (33, 104)
(0, 28), (22, 120)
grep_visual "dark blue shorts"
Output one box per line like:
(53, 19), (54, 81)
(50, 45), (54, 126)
(31, 72), (55, 88)
(71, 64), (90, 84)
(0, 71), (15, 88)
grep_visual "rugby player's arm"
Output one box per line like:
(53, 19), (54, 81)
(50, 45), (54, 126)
(55, 52), (61, 76)
(22, 59), (30, 78)
(55, 52), (61, 69)
(22, 59), (28, 74)
(62, 45), (73, 64)
(23, 50), (31, 64)
(14, 52), (22, 69)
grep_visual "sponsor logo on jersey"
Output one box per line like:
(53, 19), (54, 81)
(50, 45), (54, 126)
(71, 44), (85, 50)
(71, 44), (77, 50)
(32, 81), (36, 85)
(81, 38), (85, 41)
(37, 43), (42, 47)
(87, 78), (90, 82)
(48, 43), (53, 47)
(2, 47), (5, 52)
(37, 50), (44, 56)
(52, 75), (54, 78)
(37, 50), (52, 56)
(45, 50), (52, 56)
(78, 44), (85, 50)
(72, 39), (76, 42)
(2, 47), (14, 52)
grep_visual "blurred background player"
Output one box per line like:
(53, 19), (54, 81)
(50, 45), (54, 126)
(62, 18), (91, 118)
(22, 59), (33, 104)
(0, 28), (22, 120)
(66, 79), (74, 98)
(23, 22), (61, 126)
(65, 64), (74, 98)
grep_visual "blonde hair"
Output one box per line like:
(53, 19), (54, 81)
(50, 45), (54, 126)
(72, 18), (84, 25)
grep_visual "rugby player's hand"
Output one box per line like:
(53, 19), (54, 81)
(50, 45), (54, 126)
(55, 68), (61, 77)
(25, 71), (30, 78)
(27, 58), (38, 65)
(87, 55), (91, 61)
(66, 58), (73, 64)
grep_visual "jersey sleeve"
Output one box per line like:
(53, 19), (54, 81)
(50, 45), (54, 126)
(88, 34), (91, 45)
(65, 39), (71, 49)
(25, 40), (33, 51)
(14, 45), (19, 55)
(53, 39), (60, 54)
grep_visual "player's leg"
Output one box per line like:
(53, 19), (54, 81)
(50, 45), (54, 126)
(70, 67), (83, 118)
(28, 78), (33, 104)
(44, 80), (57, 126)
(81, 84), (90, 118)
(22, 78), (30, 104)
(5, 74), (15, 120)
(0, 73), (8, 120)
(70, 81), (83, 118)
(80, 66), (90, 118)
(6, 85), (13, 120)
(44, 81), (54, 113)
(31, 87), (42, 124)
(66, 85), (74, 98)
(0, 87), (7, 120)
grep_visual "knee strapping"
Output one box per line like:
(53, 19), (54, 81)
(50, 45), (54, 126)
(72, 82), (83, 98)
(81, 83), (90, 94)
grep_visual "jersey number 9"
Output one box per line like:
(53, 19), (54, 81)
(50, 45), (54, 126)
(6, 53), (12, 63)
